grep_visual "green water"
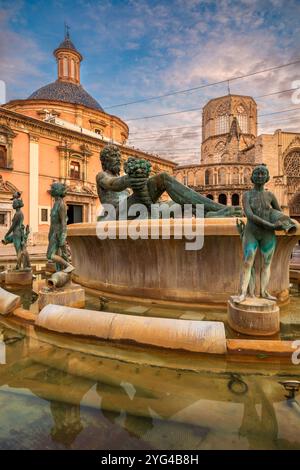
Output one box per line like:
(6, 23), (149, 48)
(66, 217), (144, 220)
(0, 263), (299, 449)
(0, 314), (299, 450)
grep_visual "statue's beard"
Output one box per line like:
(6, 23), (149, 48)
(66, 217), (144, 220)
(108, 164), (120, 176)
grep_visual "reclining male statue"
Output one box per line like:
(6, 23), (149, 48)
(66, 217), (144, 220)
(96, 145), (243, 219)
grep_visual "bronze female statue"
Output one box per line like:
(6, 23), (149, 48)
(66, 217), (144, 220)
(235, 164), (297, 303)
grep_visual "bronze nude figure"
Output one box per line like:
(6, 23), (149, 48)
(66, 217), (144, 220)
(2, 193), (31, 271)
(47, 182), (74, 273)
(235, 164), (297, 303)
(96, 145), (243, 219)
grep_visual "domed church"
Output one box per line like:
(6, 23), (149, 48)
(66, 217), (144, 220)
(0, 32), (175, 242)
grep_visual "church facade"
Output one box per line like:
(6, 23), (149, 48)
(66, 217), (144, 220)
(0, 33), (176, 242)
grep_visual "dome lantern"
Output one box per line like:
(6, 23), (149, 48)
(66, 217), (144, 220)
(53, 25), (83, 85)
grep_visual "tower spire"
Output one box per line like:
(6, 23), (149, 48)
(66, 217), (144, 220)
(64, 21), (70, 39)
(53, 27), (82, 85)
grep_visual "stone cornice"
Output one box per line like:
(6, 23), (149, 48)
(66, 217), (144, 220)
(175, 162), (256, 171)
(0, 107), (177, 167)
(4, 99), (129, 133)
(202, 133), (256, 145)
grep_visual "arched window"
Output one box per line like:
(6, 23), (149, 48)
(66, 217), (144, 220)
(187, 172), (194, 186)
(205, 169), (213, 185)
(70, 161), (80, 179)
(176, 174), (184, 183)
(215, 114), (229, 135)
(237, 105), (248, 133)
(218, 193), (227, 205)
(0, 146), (7, 168)
(244, 168), (252, 184)
(232, 193), (240, 206)
(206, 194), (214, 200)
(218, 168), (226, 185)
(70, 59), (75, 78)
(232, 168), (239, 185)
(63, 57), (68, 76)
(195, 171), (202, 185)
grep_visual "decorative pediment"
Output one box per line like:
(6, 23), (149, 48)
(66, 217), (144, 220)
(89, 119), (107, 128)
(79, 143), (92, 157)
(0, 124), (16, 139)
(0, 175), (19, 194)
(66, 183), (97, 197)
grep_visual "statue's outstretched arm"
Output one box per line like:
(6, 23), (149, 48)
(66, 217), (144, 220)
(97, 173), (130, 192)
(243, 193), (275, 230)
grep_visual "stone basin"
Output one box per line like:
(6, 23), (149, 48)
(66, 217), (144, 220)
(67, 218), (300, 306)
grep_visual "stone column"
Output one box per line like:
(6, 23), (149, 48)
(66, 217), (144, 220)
(29, 134), (39, 234)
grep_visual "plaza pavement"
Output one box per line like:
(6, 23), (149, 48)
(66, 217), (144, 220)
(0, 244), (47, 262)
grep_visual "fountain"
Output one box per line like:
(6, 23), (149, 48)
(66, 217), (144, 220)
(0, 151), (299, 359)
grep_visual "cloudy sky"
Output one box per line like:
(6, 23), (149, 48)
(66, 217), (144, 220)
(1, 0), (300, 165)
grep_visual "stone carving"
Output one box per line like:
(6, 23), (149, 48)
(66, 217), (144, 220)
(215, 141), (226, 153)
(284, 151), (300, 177)
(0, 175), (18, 194)
(96, 145), (243, 219)
(47, 182), (74, 281)
(234, 164), (297, 303)
(215, 102), (230, 116)
(2, 192), (31, 270)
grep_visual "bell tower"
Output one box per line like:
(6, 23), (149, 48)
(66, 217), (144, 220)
(53, 25), (83, 85)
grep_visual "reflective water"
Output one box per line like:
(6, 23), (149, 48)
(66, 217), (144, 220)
(0, 315), (299, 450)
(0, 262), (299, 449)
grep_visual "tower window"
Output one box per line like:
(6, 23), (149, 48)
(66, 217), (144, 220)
(237, 114), (248, 133)
(215, 114), (229, 135)
(63, 57), (68, 76)
(70, 161), (80, 179)
(70, 59), (75, 78)
(218, 168), (227, 185)
(237, 105), (248, 133)
(205, 169), (213, 185)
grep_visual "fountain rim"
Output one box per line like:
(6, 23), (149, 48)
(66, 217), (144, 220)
(67, 217), (300, 238)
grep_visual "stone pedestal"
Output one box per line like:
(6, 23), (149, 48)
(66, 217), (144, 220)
(227, 296), (280, 336)
(38, 283), (85, 311)
(4, 269), (33, 286)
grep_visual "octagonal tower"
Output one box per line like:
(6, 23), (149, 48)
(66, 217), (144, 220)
(201, 94), (257, 164)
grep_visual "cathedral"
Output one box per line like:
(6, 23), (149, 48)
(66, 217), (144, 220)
(174, 95), (300, 220)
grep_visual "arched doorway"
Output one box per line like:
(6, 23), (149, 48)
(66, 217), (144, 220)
(231, 193), (240, 206)
(218, 193), (227, 205)
(206, 194), (214, 200)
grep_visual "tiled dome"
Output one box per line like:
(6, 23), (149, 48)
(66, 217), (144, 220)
(28, 80), (104, 111)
